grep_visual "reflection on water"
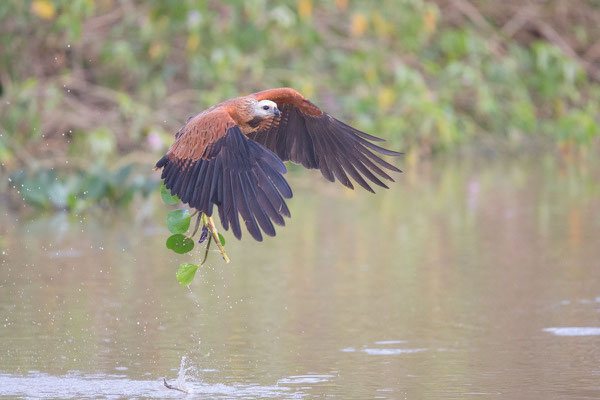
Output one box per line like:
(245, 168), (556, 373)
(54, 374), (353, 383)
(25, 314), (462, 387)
(1, 156), (600, 399)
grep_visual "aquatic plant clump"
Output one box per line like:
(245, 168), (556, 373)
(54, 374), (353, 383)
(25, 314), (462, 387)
(160, 184), (229, 286)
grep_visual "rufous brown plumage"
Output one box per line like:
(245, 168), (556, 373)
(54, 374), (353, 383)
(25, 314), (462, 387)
(156, 88), (402, 241)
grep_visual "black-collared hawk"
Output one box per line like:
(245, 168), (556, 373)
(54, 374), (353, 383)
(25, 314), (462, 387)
(156, 88), (402, 241)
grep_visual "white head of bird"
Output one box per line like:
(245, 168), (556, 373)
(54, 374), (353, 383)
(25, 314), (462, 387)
(253, 99), (280, 118)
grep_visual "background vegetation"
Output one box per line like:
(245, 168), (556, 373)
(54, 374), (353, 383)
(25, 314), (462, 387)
(1, 0), (599, 210)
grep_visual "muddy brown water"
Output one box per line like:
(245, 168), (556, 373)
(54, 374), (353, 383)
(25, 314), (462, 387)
(1, 156), (599, 399)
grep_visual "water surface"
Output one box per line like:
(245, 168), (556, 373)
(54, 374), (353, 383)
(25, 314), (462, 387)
(1, 156), (599, 399)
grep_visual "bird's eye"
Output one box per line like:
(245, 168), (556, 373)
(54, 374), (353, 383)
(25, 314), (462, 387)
(262, 105), (270, 110)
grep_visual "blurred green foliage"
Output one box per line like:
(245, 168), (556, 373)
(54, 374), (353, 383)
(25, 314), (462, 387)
(1, 0), (599, 210)
(8, 163), (157, 211)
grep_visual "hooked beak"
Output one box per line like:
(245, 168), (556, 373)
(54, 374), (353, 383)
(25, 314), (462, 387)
(274, 107), (280, 117)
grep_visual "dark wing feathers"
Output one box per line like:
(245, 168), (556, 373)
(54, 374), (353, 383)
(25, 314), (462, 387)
(158, 126), (292, 241)
(248, 103), (402, 193)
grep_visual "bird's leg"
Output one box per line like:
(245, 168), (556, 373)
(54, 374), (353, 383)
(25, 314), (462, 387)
(201, 213), (230, 264)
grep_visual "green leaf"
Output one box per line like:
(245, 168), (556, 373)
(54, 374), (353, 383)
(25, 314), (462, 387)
(176, 263), (199, 286)
(166, 234), (194, 254)
(160, 184), (180, 205)
(167, 209), (191, 234)
(218, 233), (226, 246)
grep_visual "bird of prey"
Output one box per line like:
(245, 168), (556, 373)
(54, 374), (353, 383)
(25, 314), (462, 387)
(156, 88), (401, 241)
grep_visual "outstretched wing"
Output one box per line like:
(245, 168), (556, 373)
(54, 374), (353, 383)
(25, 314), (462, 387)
(156, 108), (292, 241)
(248, 88), (402, 193)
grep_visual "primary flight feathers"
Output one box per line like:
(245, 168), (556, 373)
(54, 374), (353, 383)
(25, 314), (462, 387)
(156, 88), (402, 241)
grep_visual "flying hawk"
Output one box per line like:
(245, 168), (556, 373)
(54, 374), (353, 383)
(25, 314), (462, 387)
(156, 88), (401, 241)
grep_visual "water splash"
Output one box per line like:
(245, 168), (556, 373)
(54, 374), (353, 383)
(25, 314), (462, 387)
(175, 355), (198, 393)
(0, 371), (306, 399)
(0, 372), (183, 399)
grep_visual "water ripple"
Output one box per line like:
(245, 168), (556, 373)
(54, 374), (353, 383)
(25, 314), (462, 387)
(543, 327), (600, 336)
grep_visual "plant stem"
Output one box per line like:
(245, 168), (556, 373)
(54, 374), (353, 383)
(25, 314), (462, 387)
(200, 235), (212, 265)
(163, 378), (188, 394)
(201, 213), (230, 263)
(189, 212), (201, 238)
